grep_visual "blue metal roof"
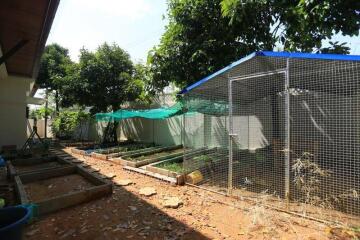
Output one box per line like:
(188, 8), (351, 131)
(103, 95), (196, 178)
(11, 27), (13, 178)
(180, 51), (360, 94)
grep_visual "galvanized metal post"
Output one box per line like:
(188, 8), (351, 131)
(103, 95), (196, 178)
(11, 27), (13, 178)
(284, 58), (291, 208)
(181, 113), (185, 146)
(228, 74), (233, 195)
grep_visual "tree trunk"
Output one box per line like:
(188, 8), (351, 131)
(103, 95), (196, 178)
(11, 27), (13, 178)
(55, 90), (59, 113)
(112, 105), (119, 144)
(113, 121), (119, 144)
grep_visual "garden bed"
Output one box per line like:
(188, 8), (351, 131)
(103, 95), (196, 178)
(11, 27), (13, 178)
(14, 165), (112, 216)
(90, 142), (154, 160)
(7, 156), (74, 180)
(1, 145), (50, 160)
(145, 148), (227, 184)
(70, 142), (121, 156)
(111, 145), (183, 167)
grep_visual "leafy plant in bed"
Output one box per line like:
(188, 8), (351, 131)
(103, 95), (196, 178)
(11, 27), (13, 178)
(156, 160), (184, 173)
(126, 149), (183, 162)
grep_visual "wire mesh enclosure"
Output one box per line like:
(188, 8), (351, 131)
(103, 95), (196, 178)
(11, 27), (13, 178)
(182, 52), (360, 223)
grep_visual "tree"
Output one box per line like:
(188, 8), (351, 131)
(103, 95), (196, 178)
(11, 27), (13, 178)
(37, 43), (74, 112)
(149, 0), (359, 90)
(51, 110), (90, 140)
(30, 107), (54, 120)
(148, 0), (273, 91)
(221, 0), (359, 53)
(65, 43), (144, 142)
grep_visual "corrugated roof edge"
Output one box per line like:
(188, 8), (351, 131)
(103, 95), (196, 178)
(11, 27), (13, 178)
(179, 51), (360, 94)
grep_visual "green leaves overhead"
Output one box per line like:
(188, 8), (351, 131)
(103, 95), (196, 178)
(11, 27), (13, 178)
(149, 0), (359, 91)
(221, 0), (359, 52)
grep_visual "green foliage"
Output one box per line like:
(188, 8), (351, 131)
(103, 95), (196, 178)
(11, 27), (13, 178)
(148, 0), (272, 91)
(221, 0), (358, 53)
(149, 0), (358, 90)
(157, 161), (184, 173)
(319, 41), (351, 54)
(133, 63), (153, 104)
(37, 43), (74, 111)
(193, 155), (214, 162)
(63, 42), (144, 114)
(30, 107), (54, 120)
(51, 110), (90, 140)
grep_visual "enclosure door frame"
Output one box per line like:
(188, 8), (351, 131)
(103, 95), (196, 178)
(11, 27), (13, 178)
(227, 66), (290, 201)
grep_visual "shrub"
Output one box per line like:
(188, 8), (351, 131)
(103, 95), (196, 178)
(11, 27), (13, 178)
(51, 110), (90, 140)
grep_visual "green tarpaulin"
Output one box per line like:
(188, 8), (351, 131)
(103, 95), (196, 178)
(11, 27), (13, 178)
(95, 99), (228, 122)
(95, 102), (184, 122)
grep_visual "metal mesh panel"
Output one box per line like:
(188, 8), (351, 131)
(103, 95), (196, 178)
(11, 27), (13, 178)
(230, 72), (286, 199)
(182, 55), (360, 223)
(289, 59), (360, 220)
(183, 72), (229, 193)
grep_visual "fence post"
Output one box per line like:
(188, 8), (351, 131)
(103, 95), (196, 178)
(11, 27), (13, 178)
(228, 74), (233, 195)
(284, 58), (291, 208)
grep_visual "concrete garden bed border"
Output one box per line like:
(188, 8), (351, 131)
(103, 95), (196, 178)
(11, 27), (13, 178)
(71, 141), (139, 156)
(14, 165), (113, 216)
(109, 145), (171, 159)
(7, 156), (74, 180)
(91, 144), (157, 160)
(145, 148), (225, 185)
(94, 142), (151, 154)
(115, 151), (183, 168)
(144, 148), (216, 183)
(110, 145), (183, 167)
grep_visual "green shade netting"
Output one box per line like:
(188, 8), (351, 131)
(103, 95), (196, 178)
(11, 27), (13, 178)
(184, 99), (228, 116)
(95, 99), (228, 122)
(96, 101), (184, 122)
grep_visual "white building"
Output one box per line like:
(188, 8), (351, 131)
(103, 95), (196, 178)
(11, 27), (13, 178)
(0, 0), (60, 148)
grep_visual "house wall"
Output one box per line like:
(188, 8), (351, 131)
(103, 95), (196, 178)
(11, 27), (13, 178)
(28, 119), (53, 138)
(0, 75), (33, 148)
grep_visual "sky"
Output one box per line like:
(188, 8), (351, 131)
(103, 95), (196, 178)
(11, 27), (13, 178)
(47, 0), (360, 64)
(46, 0), (168, 63)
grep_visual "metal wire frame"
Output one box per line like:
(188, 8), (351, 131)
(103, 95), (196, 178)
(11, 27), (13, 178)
(182, 56), (360, 223)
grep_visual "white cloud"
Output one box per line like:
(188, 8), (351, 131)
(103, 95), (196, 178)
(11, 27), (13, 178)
(76, 0), (152, 20)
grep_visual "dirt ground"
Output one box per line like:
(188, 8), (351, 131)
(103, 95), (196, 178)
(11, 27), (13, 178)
(24, 174), (94, 202)
(24, 147), (360, 240)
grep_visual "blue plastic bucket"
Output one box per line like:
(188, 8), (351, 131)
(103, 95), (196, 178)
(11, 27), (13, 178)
(0, 206), (31, 240)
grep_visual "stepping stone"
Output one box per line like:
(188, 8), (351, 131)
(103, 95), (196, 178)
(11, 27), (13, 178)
(114, 179), (133, 186)
(105, 173), (116, 179)
(89, 167), (100, 172)
(162, 196), (183, 208)
(139, 187), (157, 197)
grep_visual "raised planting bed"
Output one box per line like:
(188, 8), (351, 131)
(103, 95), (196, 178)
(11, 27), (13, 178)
(7, 156), (74, 180)
(59, 140), (95, 148)
(147, 156), (184, 178)
(70, 142), (120, 156)
(111, 145), (183, 167)
(14, 165), (112, 216)
(91, 143), (154, 160)
(1, 147), (50, 161)
(145, 148), (226, 184)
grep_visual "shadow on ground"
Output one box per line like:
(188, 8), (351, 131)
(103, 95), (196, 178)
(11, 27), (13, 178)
(24, 146), (210, 240)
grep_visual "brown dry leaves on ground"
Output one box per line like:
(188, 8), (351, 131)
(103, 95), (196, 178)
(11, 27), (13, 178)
(24, 147), (358, 240)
